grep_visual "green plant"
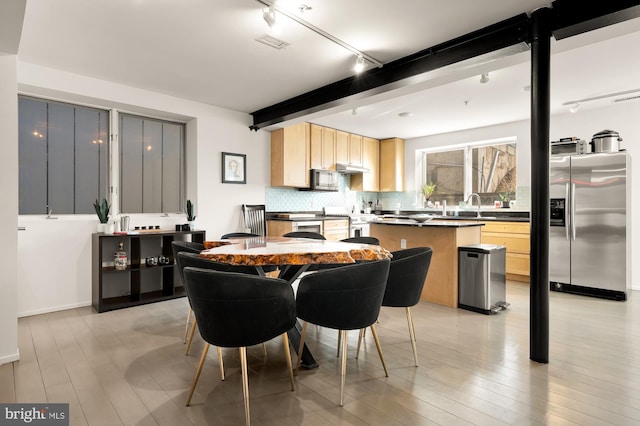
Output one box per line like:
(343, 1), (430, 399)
(421, 183), (436, 200)
(186, 199), (196, 221)
(498, 191), (511, 202)
(93, 198), (110, 223)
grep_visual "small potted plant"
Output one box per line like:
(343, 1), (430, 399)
(499, 192), (511, 208)
(421, 183), (436, 208)
(186, 199), (196, 230)
(93, 198), (111, 232)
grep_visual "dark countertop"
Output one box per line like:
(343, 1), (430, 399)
(266, 210), (530, 223)
(371, 219), (484, 228)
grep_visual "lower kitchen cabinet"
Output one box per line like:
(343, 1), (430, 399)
(92, 230), (205, 313)
(481, 221), (530, 282)
(323, 219), (349, 241)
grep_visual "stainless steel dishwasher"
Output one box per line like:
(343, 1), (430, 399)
(458, 244), (508, 314)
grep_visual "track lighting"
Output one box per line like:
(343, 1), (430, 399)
(480, 73), (490, 84)
(354, 55), (366, 74)
(263, 6), (280, 32)
(569, 102), (580, 113)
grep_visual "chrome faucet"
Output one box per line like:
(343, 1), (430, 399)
(465, 193), (482, 218)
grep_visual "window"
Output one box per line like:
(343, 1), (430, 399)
(18, 96), (109, 215)
(18, 96), (186, 216)
(422, 139), (516, 206)
(119, 114), (184, 214)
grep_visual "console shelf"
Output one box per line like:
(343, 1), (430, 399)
(92, 230), (205, 313)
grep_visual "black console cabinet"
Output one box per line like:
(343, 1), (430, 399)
(92, 230), (205, 313)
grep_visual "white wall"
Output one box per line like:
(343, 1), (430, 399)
(0, 54), (20, 363)
(406, 101), (640, 290)
(16, 62), (270, 316)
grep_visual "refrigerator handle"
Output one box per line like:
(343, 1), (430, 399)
(571, 182), (576, 241)
(565, 183), (570, 240)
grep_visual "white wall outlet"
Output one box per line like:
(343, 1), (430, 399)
(400, 238), (407, 249)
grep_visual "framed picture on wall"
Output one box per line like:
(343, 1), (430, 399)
(222, 152), (246, 184)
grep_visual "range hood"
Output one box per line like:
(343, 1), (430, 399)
(335, 163), (370, 174)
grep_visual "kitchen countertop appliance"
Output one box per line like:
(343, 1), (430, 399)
(590, 129), (623, 153)
(549, 149), (630, 300)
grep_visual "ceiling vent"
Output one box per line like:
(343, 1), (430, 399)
(256, 35), (289, 50)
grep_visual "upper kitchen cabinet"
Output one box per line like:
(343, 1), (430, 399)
(350, 136), (379, 192)
(310, 124), (336, 170)
(336, 130), (363, 166)
(271, 122), (310, 188)
(379, 137), (405, 192)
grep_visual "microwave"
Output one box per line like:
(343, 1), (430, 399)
(550, 138), (590, 155)
(310, 169), (339, 191)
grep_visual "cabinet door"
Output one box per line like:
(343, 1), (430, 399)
(349, 134), (363, 166)
(271, 123), (310, 188)
(379, 137), (404, 192)
(351, 137), (379, 191)
(336, 130), (349, 164)
(310, 124), (336, 170)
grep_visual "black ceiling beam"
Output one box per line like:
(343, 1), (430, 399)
(250, 1), (640, 131)
(249, 14), (531, 131)
(551, 0), (640, 39)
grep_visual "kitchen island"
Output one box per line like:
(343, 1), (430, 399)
(370, 220), (484, 308)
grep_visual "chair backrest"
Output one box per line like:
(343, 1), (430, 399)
(171, 241), (206, 285)
(183, 267), (296, 348)
(382, 247), (433, 308)
(296, 259), (390, 330)
(242, 204), (267, 236)
(177, 252), (260, 279)
(341, 236), (380, 245)
(220, 232), (259, 239)
(283, 231), (326, 240)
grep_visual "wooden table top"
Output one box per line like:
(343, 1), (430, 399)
(201, 236), (391, 266)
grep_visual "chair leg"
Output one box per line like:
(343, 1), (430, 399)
(262, 342), (267, 357)
(340, 329), (348, 407)
(217, 346), (225, 380)
(336, 330), (342, 357)
(239, 347), (250, 426)
(406, 307), (419, 367)
(355, 328), (365, 359)
(295, 321), (308, 374)
(282, 332), (295, 391)
(186, 343), (209, 406)
(185, 319), (197, 355)
(369, 324), (388, 377)
(183, 308), (192, 343)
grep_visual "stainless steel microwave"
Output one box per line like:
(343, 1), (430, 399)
(310, 169), (339, 191)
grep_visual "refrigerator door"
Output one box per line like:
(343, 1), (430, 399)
(549, 155), (571, 284)
(570, 152), (627, 292)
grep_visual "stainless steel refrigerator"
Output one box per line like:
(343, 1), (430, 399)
(549, 151), (629, 300)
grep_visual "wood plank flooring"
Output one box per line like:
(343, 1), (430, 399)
(1, 282), (639, 425)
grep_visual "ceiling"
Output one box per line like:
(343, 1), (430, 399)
(16, 0), (640, 140)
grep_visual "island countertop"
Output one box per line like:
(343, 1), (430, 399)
(371, 218), (485, 227)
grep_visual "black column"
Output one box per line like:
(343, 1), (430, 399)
(529, 7), (552, 364)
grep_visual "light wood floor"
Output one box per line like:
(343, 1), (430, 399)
(1, 282), (639, 425)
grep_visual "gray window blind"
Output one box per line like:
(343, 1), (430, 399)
(18, 96), (108, 215)
(120, 114), (183, 214)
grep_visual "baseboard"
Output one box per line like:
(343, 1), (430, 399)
(0, 349), (20, 366)
(18, 300), (92, 318)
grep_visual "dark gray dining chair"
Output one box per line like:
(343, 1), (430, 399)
(356, 247), (433, 367)
(295, 258), (391, 406)
(221, 232), (259, 239)
(283, 231), (326, 240)
(183, 267), (296, 426)
(341, 236), (380, 245)
(171, 241), (205, 344)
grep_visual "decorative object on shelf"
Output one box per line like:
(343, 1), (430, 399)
(421, 182), (436, 208)
(158, 255), (171, 265)
(145, 256), (158, 266)
(186, 199), (196, 230)
(222, 152), (246, 184)
(94, 198), (111, 232)
(499, 191), (511, 208)
(114, 242), (128, 270)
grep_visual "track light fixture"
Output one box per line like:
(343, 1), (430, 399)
(480, 73), (490, 84)
(263, 6), (279, 32)
(569, 102), (580, 113)
(354, 55), (366, 73)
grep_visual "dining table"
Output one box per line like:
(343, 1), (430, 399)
(199, 236), (392, 368)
